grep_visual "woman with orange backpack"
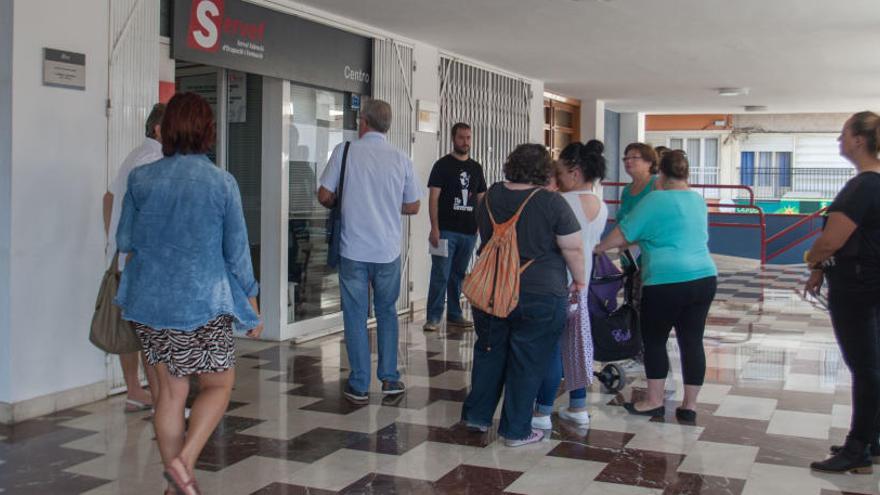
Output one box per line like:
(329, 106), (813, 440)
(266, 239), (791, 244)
(460, 144), (587, 447)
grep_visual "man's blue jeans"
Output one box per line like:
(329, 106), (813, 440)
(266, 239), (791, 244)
(461, 293), (567, 440)
(426, 230), (477, 322)
(339, 256), (402, 393)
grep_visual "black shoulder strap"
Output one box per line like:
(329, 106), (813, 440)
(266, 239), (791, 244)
(337, 141), (350, 208)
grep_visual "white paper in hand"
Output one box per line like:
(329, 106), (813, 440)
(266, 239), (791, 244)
(429, 239), (449, 257)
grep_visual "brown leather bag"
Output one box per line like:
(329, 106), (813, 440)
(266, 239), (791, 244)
(89, 252), (142, 354)
(462, 188), (539, 318)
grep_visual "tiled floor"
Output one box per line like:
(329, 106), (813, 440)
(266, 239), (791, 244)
(2, 259), (880, 494)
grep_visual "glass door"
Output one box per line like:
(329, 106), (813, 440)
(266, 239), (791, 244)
(286, 82), (359, 325)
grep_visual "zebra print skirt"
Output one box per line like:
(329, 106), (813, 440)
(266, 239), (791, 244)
(134, 315), (236, 377)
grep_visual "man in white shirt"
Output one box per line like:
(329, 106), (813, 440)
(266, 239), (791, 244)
(318, 99), (424, 402)
(102, 103), (164, 412)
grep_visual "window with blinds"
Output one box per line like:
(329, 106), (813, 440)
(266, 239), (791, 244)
(439, 58), (531, 185)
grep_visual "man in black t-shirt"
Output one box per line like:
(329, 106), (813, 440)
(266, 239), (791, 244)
(424, 123), (487, 331)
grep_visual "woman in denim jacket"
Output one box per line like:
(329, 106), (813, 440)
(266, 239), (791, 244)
(115, 92), (262, 495)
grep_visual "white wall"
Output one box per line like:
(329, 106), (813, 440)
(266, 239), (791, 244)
(6, 0), (109, 404)
(529, 81), (545, 144)
(0, 0), (13, 404)
(733, 113), (849, 134)
(581, 99), (606, 142)
(408, 42), (441, 305)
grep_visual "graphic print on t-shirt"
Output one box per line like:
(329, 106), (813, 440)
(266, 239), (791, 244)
(454, 171), (473, 212)
(427, 155), (487, 234)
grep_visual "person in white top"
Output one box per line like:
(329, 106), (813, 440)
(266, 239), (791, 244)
(532, 140), (608, 430)
(102, 103), (165, 413)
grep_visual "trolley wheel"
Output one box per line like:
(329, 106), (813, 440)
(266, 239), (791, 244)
(601, 363), (626, 393)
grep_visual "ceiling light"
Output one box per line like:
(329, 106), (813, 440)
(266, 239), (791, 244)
(717, 87), (750, 97)
(744, 105), (768, 112)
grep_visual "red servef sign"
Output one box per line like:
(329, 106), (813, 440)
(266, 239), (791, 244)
(188, 0), (224, 52)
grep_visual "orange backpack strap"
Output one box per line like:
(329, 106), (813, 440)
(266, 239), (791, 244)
(484, 192), (499, 227)
(486, 186), (541, 227)
(511, 188), (540, 273)
(510, 188), (541, 222)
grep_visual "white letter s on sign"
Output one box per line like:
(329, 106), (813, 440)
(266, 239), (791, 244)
(193, 0), (220, 49)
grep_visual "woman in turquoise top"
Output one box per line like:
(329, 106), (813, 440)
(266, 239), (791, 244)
(596, 150), (717, 422)
(617, 142), (658, 226)
(617, 143), (658, 309)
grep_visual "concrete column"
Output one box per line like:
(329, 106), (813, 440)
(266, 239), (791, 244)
(0, 0), (12, 410)
(580, 99), (605, 142)
(259, 78), (287, 341)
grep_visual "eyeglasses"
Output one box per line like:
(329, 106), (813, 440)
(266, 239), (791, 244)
(622, 156), (643, 162)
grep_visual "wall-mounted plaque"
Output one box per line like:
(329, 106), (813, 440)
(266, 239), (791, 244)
(43, 48), (86, 90)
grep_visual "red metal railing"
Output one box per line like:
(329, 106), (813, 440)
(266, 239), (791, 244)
(601, 182), (768, 263)
(601, 182), (757, 206)
(708, 203), (767, 264)
(764, 207), (827, 262)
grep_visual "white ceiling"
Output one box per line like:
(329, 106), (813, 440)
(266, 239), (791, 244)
(287, 0), (880, 114)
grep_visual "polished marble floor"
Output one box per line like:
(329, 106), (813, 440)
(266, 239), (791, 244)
(2, 259), (880, 494)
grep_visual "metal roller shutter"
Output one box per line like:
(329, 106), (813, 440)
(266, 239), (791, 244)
(439, 57), (531, 186)
(373, 38), (414, 311)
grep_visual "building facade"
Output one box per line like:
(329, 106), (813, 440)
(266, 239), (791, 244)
(0, 0), (547, 423)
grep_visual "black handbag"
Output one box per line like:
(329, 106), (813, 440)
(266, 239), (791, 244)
(326, 142), (350, 268)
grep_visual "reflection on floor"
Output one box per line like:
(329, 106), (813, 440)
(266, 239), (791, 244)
(2, 259), (879, 494)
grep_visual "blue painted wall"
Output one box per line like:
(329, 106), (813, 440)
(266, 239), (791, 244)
(601, 213), (819, 265)
(708, 213), (820, 264)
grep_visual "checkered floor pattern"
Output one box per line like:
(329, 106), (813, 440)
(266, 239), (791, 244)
(2, 260), (878, 494)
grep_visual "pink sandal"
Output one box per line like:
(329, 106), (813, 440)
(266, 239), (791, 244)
(163, 458), (201, 495)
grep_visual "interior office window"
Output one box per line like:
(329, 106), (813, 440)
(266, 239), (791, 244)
(286, 83), (358, 324)
(225, 72), (263, 266)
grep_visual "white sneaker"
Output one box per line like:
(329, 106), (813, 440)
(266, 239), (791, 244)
(558, 408), (590, 426)
(465, 422), (489, 433)
(531, 415), (552, 430)
(505, 429), (544, 447)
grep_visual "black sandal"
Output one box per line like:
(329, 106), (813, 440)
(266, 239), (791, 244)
(623, 402), (665, 417)
(675, 407), (697, 422)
